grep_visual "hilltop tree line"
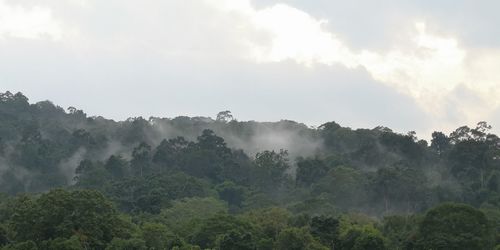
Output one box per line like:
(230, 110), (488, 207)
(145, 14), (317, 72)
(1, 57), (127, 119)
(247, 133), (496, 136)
(0, 91), (500, 249)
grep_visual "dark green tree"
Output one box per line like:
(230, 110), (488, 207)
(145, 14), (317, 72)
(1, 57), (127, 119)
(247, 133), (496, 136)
(296, 157), (329, 187)
(310, 215), (340, 249)
(131, 142), (152, 177)
(417, 203), (494, 250)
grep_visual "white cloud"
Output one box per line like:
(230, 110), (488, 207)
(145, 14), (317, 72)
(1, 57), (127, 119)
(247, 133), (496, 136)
(205, 0), (500, 131)
(0, 0), (64, 40)
(249, 4), (357, 68)
(205, 0), (357, 67)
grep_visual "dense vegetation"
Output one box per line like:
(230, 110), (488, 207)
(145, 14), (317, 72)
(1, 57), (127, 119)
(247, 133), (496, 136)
(1, 91), (500, 249)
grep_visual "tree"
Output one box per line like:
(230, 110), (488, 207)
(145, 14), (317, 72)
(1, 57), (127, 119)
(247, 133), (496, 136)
(216, 111), (234, 123)
(2, 240), (38, 250)
(215, 230), (254, 250)
(104, 155), (128, 180)
(119, 117), (151, 145)
(152, 137), (188, 171)
(371, 166), (425, 214)
(254, 149), (290, 187)
(310, 216), (340, 249)
(74, 160), (109, 190)
(44, 236), (84, 250)
(472, 121), (492, 142)
(243, 207), (291, 241)
(67, 107), (86, 119)
(313, 167), (367, 209)
(275, 227), (328, 250)
(215, 181), (246, 208)
(106, 173), (211, 214)
(6, 189), (133, 249)
(450, 126), (473, 143)
(417, 203), (494, 250)
(190, 214), (255, 249)
(141, 223), (178, 250)
(341, 225), (386, 250)
(431, 131), (450, 156)
(159, 197), (228, 238)
(131, 142), (152, 177)
(180, 130), (233, 181)
(382, 215), (421, 250)
(296, 157), (329, 187)
(105, 238), (146, 250)
(488, 171), (500, 192)
(448, 139), (495, 190)
(318, 122), (342, 149)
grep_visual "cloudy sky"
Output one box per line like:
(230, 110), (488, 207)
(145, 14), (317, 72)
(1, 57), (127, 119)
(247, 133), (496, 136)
(1, 0), (500, 138)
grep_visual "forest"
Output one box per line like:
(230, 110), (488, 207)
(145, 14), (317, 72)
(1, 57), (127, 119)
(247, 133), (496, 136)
(0, 91), (499, 249)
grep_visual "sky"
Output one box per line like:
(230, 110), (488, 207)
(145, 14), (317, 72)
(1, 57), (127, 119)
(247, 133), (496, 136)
(1, 0), (500, 139)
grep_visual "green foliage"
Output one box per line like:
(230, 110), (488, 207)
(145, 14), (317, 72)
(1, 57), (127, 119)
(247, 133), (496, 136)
(275, 227), (328, 250)
(141, 223), (180, 250)
(216, 181), (246, 208)
(431, 131), (450, 156)
(2, 92), (500, 249)
(104, 172), (212, 214)
(189, 214), (256, 249)
(288, 197), (338, 216)
(296, 157), (329, 186)
(74, 160), (109, 190)
(131, 142), (152, 177)
(417, 203), (495, 250)
(243, 207), (291, 240)
(340, 225), (387, 250)
(254, 149), (290, 188)
(104, 155), (128, 180)
(2, 240), (38, 250)
(180, 129), (234, 181)
(381, 215), (421, 250)
(152, 137), (188, 170)
(215, 230), (254, 250)
(4, 189), (133, 249)
(43, 236), (83, 250)
(310, 215), (340, 249)
(371, 166), (427, 214)
(313, 166), (367, 209)
(158, 197), (228, 238)
(105, 238), (146, 250)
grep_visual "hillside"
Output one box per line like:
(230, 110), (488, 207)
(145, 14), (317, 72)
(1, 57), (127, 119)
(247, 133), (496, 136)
(0, 91), (499, 249)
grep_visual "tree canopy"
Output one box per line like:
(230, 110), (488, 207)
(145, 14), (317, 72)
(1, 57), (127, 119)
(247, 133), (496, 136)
(1, 91), (500, 249)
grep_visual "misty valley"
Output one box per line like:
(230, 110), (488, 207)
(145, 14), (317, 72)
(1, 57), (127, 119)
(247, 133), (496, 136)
(0, 91), (499, 249)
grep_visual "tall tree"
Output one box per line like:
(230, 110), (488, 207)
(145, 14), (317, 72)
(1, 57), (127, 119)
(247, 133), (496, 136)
(417, 203), (494, 250)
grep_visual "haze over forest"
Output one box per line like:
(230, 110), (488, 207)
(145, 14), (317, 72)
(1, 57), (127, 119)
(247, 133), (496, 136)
(0, 91), (499, 249)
